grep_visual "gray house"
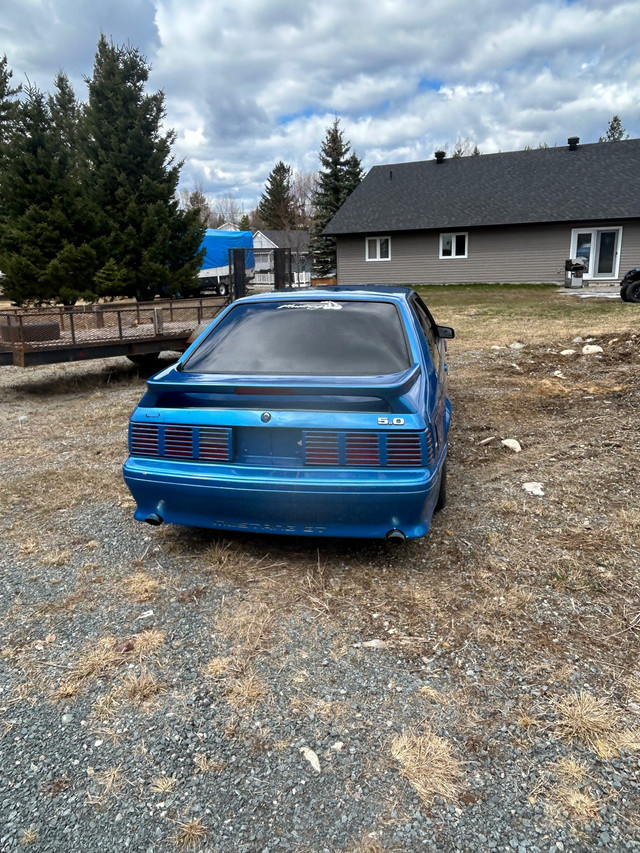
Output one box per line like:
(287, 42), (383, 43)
(253, 229), (311, 280)
(324, 137), (640, 286)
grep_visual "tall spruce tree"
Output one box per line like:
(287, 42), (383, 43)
(82, 35), (203, 300)
(0, 78), (96, 305)
(258, 161), (295, 229)
(310, 119), (363, 277)
(45, 73), (98, 304)
(0, 56), (21, 221)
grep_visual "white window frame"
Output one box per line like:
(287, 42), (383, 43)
(439, 232), (468, 259)
(569, 227), (623, 280)
(365, 236), (391, 262)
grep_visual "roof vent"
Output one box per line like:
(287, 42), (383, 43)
(567, 136), (580, 150)
(434, 150), (446, 164)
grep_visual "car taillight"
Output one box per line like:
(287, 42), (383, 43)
(130, 423), (160, 456)
(386, 432), (424, 466)
(345, 432), (381, 466)
(304, 431), (340, 465)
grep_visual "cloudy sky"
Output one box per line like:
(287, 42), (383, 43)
(2, 0), (639, 211)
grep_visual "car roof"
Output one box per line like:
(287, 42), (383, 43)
(237, 284), (414, 304)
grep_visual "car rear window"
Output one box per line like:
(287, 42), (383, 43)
(180, 300), (411, 376)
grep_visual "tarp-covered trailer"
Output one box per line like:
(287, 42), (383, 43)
(197, 229), (255, 296)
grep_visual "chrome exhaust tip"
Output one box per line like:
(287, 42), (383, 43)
(385, 528), (406, 542)
(144, 513), (164, 526)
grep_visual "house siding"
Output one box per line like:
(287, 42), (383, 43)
(336, 221), (640, 285)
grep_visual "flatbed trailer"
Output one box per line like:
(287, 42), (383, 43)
(0, 296), (228, 368)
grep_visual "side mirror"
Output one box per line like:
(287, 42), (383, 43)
(437, 325), (455, 339)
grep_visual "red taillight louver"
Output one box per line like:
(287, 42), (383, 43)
(130, 423), (233, 462)
(346, 432), (380, 466)
(130, 423), (159, 456)
(164, 426), (193, 458)
(303, 429), (429, 467)
(304, 431), (340, 465)
(386, 432), (424, 466)
(199, 427), (232, 461)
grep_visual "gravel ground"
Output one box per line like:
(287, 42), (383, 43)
(1, 292), (639, 852)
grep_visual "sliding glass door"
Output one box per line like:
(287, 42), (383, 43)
(571, 228), (622, 279)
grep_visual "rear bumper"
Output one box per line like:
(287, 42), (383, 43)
(122, 457), (444, 539)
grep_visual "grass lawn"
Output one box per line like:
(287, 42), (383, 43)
(415, 283), (636, 345)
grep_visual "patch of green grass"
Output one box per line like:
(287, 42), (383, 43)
(413, 283), (638, 344)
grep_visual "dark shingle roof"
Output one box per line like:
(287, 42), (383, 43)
(324, 139), (640, 235)
(260, 229), (310, 252)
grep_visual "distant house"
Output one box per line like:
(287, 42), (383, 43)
(253, 229), (311, 285)
(323, 137), (640, 285)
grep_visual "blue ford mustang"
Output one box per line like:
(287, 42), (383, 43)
(123, 286), (454, 540)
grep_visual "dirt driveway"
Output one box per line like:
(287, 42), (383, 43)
(1, 285), (639, 852)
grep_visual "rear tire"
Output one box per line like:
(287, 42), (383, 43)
(624, 280), (640, 303)
(434, 460), (447, 512)
(620, 284), (631, 302)
(127, 353), (161, 369)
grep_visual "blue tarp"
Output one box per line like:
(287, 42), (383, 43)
(200, 229), (255, 272)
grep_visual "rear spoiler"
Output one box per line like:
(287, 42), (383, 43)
(145, 363), (422, 407)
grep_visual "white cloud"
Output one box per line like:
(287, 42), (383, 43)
(2, 0), (639, 206)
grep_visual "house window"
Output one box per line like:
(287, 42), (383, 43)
(366, 237), (391, 261)
(570, 227), (622, 279)
(440, 233), (467, 258)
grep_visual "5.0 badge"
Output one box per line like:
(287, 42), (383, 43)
(377, 417), (405, 425)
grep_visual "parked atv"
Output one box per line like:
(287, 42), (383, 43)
(620, 267), (640, 302)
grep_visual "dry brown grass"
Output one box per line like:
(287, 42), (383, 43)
(552, 692), (640, 757)
(122, 669), (164, 705)
(203, 656), (239, 680)
(123, 571), (160, 602)
(214, 598), (278, 660)
(19, 539), (39, 557)
(193, 753), (226, 773)
(18, 827), (39, 845)
(87, 766), (125, 805)
(225, 672), (270, 713)
(390, 727), (463, 805)
(2, 288), (640, 842)
(54, 632), (165, 700)
(132, 628), (165, 659)
(170, 818), (208, 851)
(150, 775), (177, 794)
(343, 834), (386, 853)
(92, 688), (122, 722)
(543, 757), (604, 823)
(69, 636), (128, 680)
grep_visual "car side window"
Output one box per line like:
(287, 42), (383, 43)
(410, 296), (439, 367)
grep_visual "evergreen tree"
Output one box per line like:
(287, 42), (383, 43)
(342, 153), (365, 197)
(238, 213), (251, 231)
(46, 73), (98, 304)
(82, 35), (203, 300)
(599, 115), (629, 142)
(0, 56), (21, 219)
(310, 119), (363, 277)
(258, 161), (295, 229)
(0, 79), (95, 304)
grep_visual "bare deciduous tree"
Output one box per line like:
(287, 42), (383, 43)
(212, 192), (241, 227)
(177, 184), (213, 227)
(290, 170), (317, 229)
